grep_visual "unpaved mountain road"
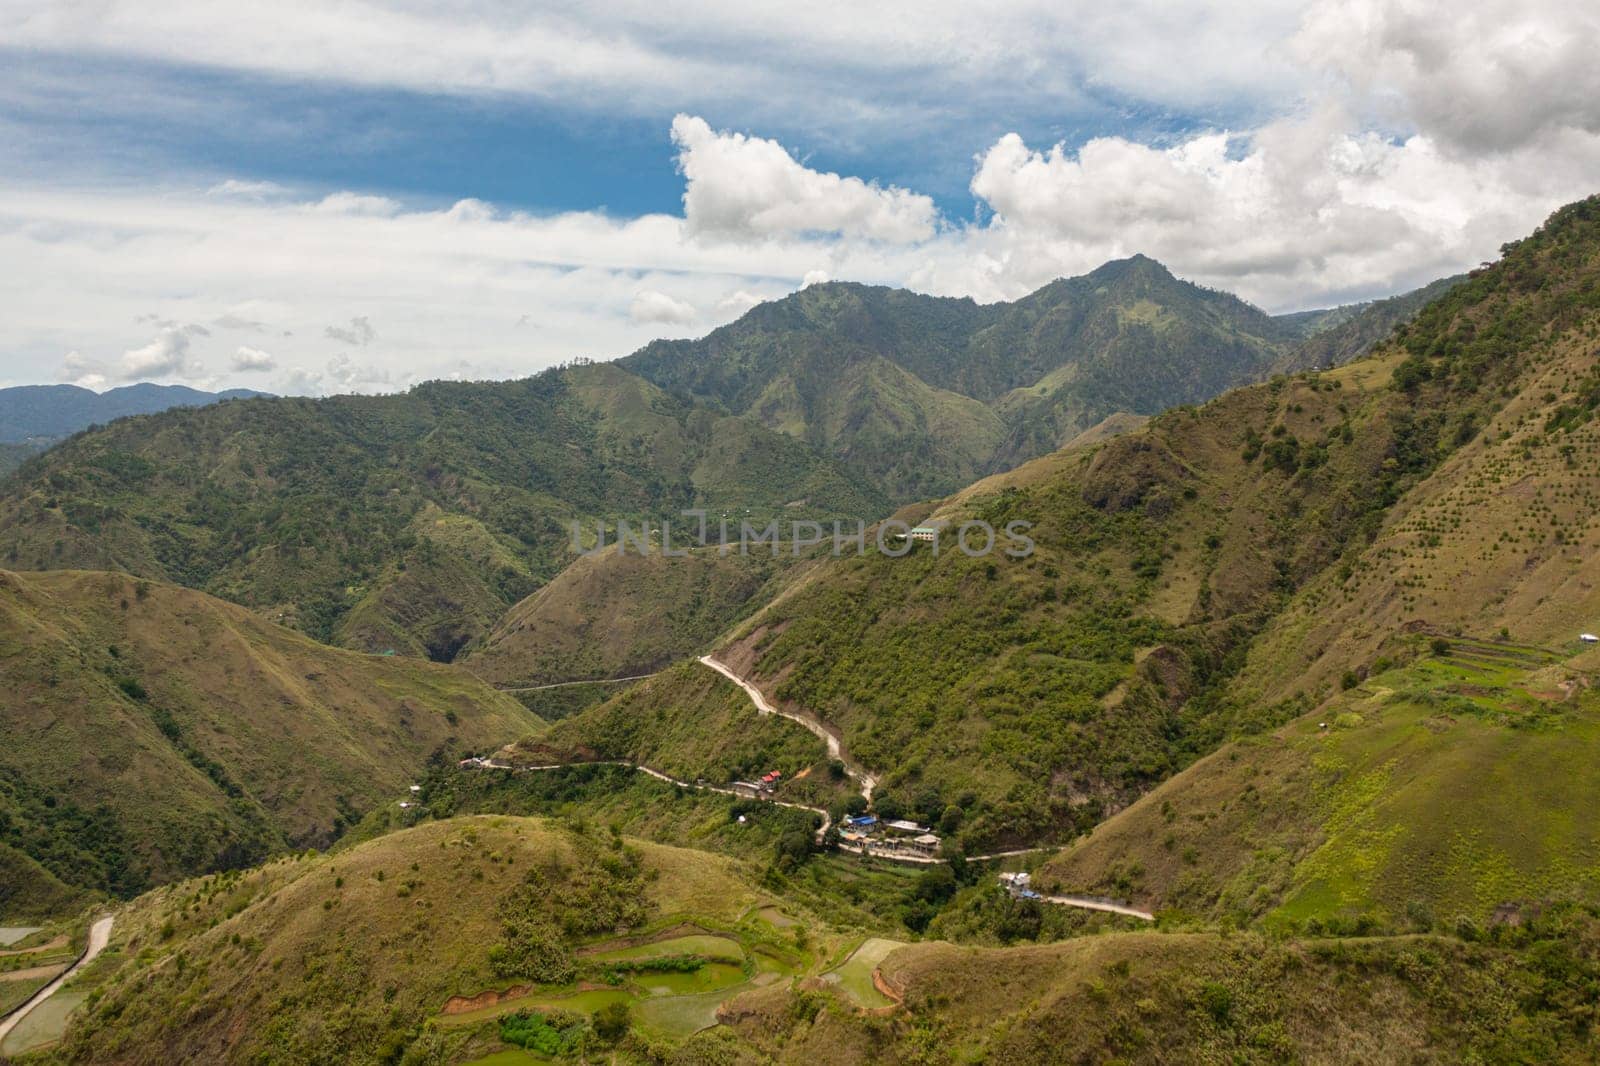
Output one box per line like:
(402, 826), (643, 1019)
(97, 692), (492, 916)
(698, 655), (879, 799)
(0, 916), (113, 1044)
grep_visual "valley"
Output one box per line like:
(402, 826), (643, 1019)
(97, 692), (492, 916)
(5, 199), (1600, 1063)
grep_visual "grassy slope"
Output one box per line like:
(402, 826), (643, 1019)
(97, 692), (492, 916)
(1030, 197), (1600, 927)
(0, 363), (882, 660)
(1039, 644), (1600, 927)
(725, 918), (1600, 1064)
(50, 816), (770, 1065)
(0, 569), (542, 903)
(528, 661), (854, 810)
(463, 547), (796, 688)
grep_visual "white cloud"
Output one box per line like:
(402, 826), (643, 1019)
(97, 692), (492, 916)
(207, 178), (286, 199)
(1293, 0), (1600, 155)
(326, 352), (390, 392)
(59, 350), (107, 390)
(801, 270), (831, 288)
(0, 2), (1305, 144)
(231, 345), (276, 371)
(324, 316), (376, 346)
(629, 289), (697, 325)
(715, 289), (766, 316)
(118, 326), (205, 380)
(673, 115), (937, 243)
(308, 192), (401, 217)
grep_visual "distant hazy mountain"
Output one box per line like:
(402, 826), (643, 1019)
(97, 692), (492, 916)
(1270, 274), (1466, 374)
(0, 382), (269, 444)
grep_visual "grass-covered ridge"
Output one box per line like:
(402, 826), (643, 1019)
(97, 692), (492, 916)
(0, 569), (541, 906)
(46, 816), (834, 1065)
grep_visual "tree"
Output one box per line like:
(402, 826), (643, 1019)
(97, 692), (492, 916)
(594, 1001), (631, 1043)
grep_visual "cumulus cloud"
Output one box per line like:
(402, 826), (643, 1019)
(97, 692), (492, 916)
(955, 99), (1600, 307)
(118, 325), (206, 380)
(59, 350), (107, 391)
(231, 345), (276, 371)
(324, 315), (376, 346)
(715, 289), (767, 317)
(673, 114), (937, 243)
(1294, 0), (1600, 155)
(629, 289), (697, 325)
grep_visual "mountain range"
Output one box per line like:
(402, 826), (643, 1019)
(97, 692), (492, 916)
(13, 212), (1600, 1064)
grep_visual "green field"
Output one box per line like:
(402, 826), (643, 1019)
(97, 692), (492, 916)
(0, 927), (41, 947)
(0, 987), (86, 1056)
(824, 937), (904, 1008)
(588, 933), (745, 964)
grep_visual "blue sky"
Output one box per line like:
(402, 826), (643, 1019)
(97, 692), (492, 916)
(2, 1), (1596, 394)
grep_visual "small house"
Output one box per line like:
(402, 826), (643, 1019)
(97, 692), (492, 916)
(883, 819), (933, 836)
(1582, 633), (1598, 644)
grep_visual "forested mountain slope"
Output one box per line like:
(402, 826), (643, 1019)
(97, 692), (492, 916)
(0, 363), (881, 660)
(623, 257), (1294, 497)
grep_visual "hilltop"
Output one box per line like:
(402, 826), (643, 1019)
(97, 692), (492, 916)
(622, 259), (1452, 497)
(0, 569), (541, 910)
(44, 816), (820, 1065)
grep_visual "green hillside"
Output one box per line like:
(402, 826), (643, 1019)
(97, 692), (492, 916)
(43, 816), (831, 1065)
(0, 569), (541, 908)
(1038, 641), (1600, 929)
(623, 257), (1304, 497)
(590, 197), (1600, 859)
(724, 916), (1600, 1064)
(0, 363), (882, 660)
(464, 546), (797, 691)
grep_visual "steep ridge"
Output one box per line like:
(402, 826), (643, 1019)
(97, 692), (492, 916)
(623, 258), (1297, 497)
(1032, 196), (1600, 926)
(463, 545), (795, 692)
(0, 569), (541, 901)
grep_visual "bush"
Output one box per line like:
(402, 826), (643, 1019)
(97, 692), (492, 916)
(594, 1000), (631, 1043)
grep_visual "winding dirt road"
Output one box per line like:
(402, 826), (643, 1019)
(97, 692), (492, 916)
(0, 915), (113, 1045)
(698, 656), (879, 799)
